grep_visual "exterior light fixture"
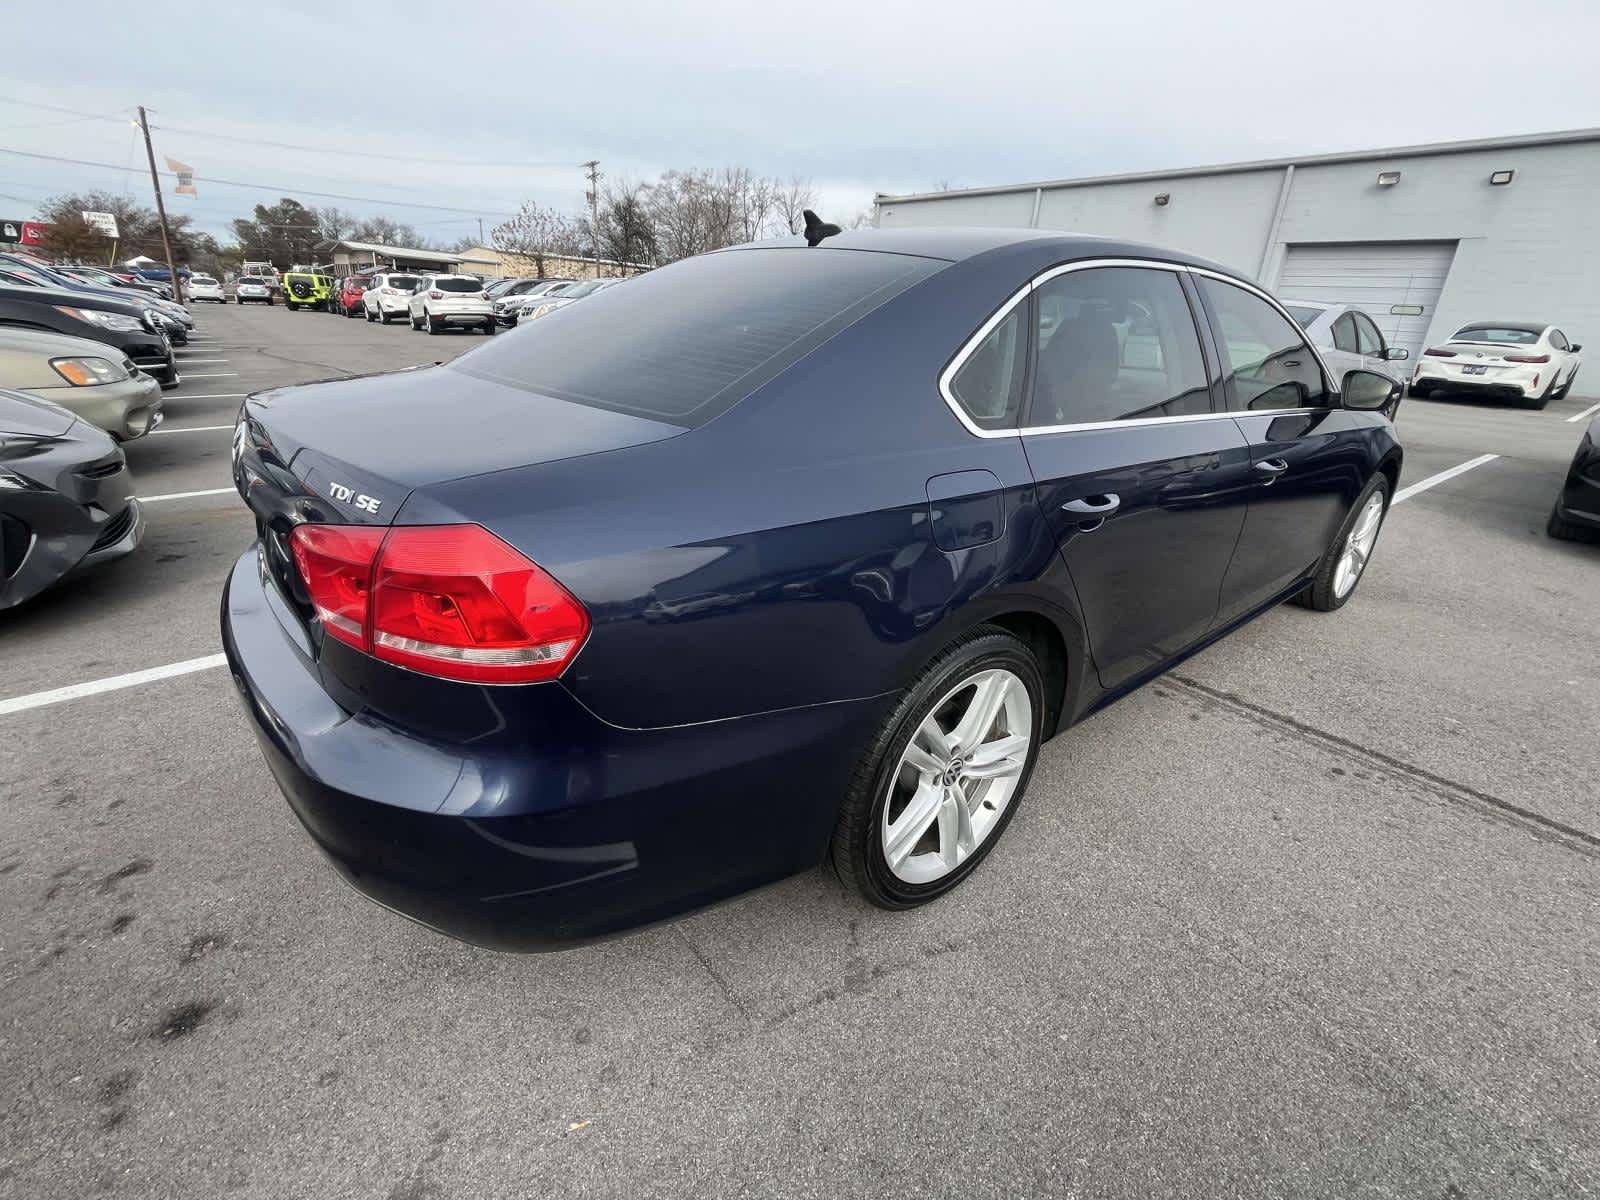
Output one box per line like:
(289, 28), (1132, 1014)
(1376, 171), (1401, 187)
(1489, 169), (1515, 186)
(1153, 193), (1171, 206)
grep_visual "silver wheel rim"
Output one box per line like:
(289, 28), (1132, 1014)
(880, 668), (1033, 885)
(1334, 492), (1385, 599)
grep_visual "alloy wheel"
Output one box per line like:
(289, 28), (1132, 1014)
(1334, 491), (1384, 599)
(880, 668), (1033, 885)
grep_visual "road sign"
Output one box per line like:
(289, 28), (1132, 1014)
(0, 219), (23, 244)
(82, 211), (120, 239)
(0, 220), (44, 246)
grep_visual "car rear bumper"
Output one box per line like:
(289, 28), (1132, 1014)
(1412, 362), (1542, 398)
(429, 307), (493, 324)
(1555, 435), (1600, 528)
(220, 547), (884, 950)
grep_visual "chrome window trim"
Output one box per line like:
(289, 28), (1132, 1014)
(938, 257), (1340, 439)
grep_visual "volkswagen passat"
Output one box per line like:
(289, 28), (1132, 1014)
(222, 229), (1403, 950)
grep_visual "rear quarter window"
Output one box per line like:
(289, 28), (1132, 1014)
(452, 248), (942, 427)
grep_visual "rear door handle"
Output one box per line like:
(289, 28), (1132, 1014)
(1254, 459), (1289, 482)
(1061, 493), (1120, 516)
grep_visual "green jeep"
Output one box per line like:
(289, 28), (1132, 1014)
(282, 271), (333, 311)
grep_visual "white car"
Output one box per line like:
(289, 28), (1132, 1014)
(1281, 301), (1409, 387)
(1410, 321), (1583, 409)
(188, 274), (225, 302)
(516, 276), (624, 324)
(407, 274), (495, 335)
(362, 272), (423, 324)
(234, 276), (274, 305)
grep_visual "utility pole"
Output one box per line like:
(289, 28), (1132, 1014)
(137, 106), (183, 304)
(477, 217), (484, 245)
(583, 159), (601, 276)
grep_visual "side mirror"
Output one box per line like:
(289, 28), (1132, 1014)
(1383, 346), (1409, 361)
(1342, 368), (1402, 413)
(1570, 343), (1583, 353)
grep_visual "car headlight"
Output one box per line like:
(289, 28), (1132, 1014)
(53, 306), (145, 334)
(50, 356), (129, 386)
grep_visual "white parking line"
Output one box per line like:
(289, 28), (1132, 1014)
(0, 654), (228, 718)
(1566, 401), (1600, 424)
(150, 424), (232, 435)
(182, 373), (239, 379)
(139, 487), (237, 502)
(174, 359), (229, 365)
(168, 393), (245, 399)
(1393, 454), (1500, 504)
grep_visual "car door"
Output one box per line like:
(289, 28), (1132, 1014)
(1195, 274), (1370, 622)
(1013, 262), (1255, 691)
(1548, 328), (1575, 386)
(1353, 310), (1403, 384)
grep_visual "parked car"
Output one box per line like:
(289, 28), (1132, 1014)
(235, 276), (274, 305)
(495, 280), (576, 326)
(483, 277), (528, 301)
(187, 274), (226, 302)
(0, 326), (163, 440)
(406, 274), (495, 335)
(0, 282), (178, 388)
(362, 272), (422, 324)
(1547, 412), (1599, 542)
(57, 265), (173, 302)
(283, 271), (333, 312)
(222, 228), (1403, 950)
(330, 275), (371, 318)
(1410, 322), (1582, 408)
(0, 254), (192, 344)
(0, 388), (144, 609)
(515, 276), (622, 323)
(1282, 301), (1410, 387)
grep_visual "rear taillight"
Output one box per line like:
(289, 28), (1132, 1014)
(429, 290), (444, 300)
(288, 523), (588, 684)
(1504, 353), (1550, 363)
(1424, 348), (1456, 358)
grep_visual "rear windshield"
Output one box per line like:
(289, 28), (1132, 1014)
(434, 278), (481, 293)
(238, 277), (264, 285)
(1283, 305), (1323, 325)
(453, 247), (941, 427)
(1452, 325), (1541, 345)
(192, 275), (217, 284)
(386, 275), (419, 290)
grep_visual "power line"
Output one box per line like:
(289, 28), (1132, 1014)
(0, 146), (519, 218)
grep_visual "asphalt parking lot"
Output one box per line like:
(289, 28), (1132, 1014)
(2, 303), (1597, 1198)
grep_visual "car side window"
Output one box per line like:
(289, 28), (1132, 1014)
(1332, 313), (1358, 353)
(1198, 277), (1330, 412)
(1028, 266), (1210, 426)
(1551, 329), (1569, 351)
(948, 304), (1028, 430)
(1353, 313), (1384, 356)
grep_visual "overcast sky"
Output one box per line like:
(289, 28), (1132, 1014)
(5, 0), (1599, 245)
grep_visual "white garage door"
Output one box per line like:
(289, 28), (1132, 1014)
(1276, 241), (1457, 364)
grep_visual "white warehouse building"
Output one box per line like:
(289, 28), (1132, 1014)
(874, 128), (1600, 365)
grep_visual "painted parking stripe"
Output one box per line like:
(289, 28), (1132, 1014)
(1566, 401), (1600, 424)
(1392, 454), (1500, 504)
(182, 373), (239, 379)
(0, 654), (229, 718)
(168, 393), (246, 400)
(150, 424), (233, 435)
(140, 487), (237, 502)
(174, 359), (229, 365)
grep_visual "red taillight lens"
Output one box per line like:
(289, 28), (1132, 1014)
(289, 525), (385, 649)
(429, 290), (444, 300)
(1504, 353), (1550, 363)
(289, 523), (588, 684)
(1424, 348), (1456, 358)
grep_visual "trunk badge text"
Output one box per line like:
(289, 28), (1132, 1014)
(329, 482), (382, 515)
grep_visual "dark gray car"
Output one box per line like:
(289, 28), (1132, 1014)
(0, 388), (144, 609)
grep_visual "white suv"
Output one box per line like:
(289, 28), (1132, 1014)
(363, 272), (423, 324)
(407, 275), (495, 335)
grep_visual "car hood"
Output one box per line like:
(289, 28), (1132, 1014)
(238, 363), (683, 524)
(0, 387), (79, 437)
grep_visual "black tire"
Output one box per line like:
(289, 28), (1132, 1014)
(1408, 383), (1430, 400)
(427, 314), (441, 335)
(235, 297), (242, 305)
(1293, 472), (1392, 612)
(1548, 504), (1594, 542)
(1523, 375), (1558, 410)
(830, 626), (1044, 909)
(482, 319), (496, 336)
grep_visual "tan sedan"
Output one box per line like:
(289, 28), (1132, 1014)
(0, 326), (164, 440)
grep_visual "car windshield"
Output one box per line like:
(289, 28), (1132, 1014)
(192, 275), (217, 284)
(1283, 305), (1324, 325)
(558, 279), (608, 298)
(1452, 325), (1542, 345)
(434, 278), (481, 293)
(453, 247), (942, 427)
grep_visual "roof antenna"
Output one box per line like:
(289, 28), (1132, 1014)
(802, 209), (842, 247)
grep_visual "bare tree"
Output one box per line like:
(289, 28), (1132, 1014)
(639, 169), (819, 264)
(314, 206), (359, 243)
(491, 201), (580, 277)
(597, 180), (656, 270)
(775, 175), (819, 236)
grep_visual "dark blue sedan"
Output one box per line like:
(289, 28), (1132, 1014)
(222, 228), (1403, 949)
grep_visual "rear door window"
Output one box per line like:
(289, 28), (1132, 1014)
(1028, 266), (1211, 426)
(454, 247), (942, 427)
(1198, 277), (1330, 412)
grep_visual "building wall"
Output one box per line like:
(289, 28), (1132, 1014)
(876, 137), (1600, 352)
(459, 246), (643, 280)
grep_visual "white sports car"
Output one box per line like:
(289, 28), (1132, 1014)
(1410, 321), (1582, 409)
